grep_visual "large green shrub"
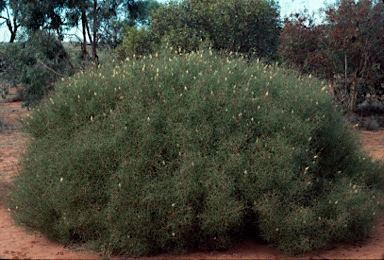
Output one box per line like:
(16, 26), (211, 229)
(146, 0), (281, 60)
(8, 50), (384, 256)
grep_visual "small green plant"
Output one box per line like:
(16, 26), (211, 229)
(8, 49), (384, 256)
(115, 26), (154, 59)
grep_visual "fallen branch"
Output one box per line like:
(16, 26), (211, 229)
(36, 59), (64, 77)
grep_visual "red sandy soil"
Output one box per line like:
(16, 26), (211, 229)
(1, 98), (384, 260)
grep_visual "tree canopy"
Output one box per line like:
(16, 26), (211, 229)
(0, 0), (159, 55)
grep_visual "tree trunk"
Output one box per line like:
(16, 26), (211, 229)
(4, 6), (18, 43)
(344, 52), (348, 96)
(350, 73), (358, 111)
(9, 30), (16, 42)
(9, 15), (18, 43)
(81, 0), (88, 60)
(92, 0), (98, 64)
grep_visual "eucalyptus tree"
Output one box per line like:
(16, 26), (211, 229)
(0, 0), (21, 42)
(16, 0), (157, 61)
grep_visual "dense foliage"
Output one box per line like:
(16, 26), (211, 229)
(8, 50), (384, 257)
(115, 26), (154, 59)
(148, 0), (281, 60)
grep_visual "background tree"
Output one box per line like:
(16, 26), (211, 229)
(18, 0), (101, 61)
(15, 0), (156, 62)
(324, 0), (384, 110)
(18, 0), (68, 37)
(1, 0), (159, 106)
(279, 0), (384, 111)
(278, 10), (333, 78)
(0, 0), (21, 42)
(98, 0), (160, 48)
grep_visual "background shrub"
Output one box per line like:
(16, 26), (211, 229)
(8, 50), (384, 256)
(0, 31), (75, 108)
(148, 0), (281, 60)
(115, 26), (154, 59)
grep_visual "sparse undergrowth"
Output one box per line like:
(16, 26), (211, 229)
(0, 116), (9, 133)
(8, 49), (384, 257)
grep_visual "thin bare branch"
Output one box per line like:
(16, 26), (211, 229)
(36, 59), (64, 77)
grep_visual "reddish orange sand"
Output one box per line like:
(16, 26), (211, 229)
(1, 100), (383, 259)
